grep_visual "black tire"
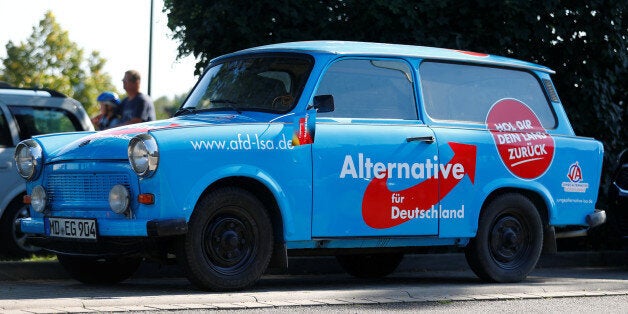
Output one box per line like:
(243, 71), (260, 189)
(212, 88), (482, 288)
(57, 254), (141, 284)
(336, 253), (404, 278)
(465, 193), (543, 283)
(178, 187), (273, 291)
(0, 200), (42, 260)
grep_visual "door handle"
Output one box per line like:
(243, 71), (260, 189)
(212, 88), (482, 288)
(406, 136), (435, 143)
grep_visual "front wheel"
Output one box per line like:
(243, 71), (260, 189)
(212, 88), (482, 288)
(178, 187), (273, 291)
(57, 254), (141, 284)
(465, 193), (543, 283)
(336, 253), (404, 278)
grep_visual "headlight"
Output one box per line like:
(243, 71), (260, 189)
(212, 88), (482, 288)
(128, 134), (159, 177)
(109, 184), (130, 214)
(31, 185), (47, 213)
(14, 140), (43, 180)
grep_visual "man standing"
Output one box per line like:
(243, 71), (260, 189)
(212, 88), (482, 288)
(119, 70), (156, 125)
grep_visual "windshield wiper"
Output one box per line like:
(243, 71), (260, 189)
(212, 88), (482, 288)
(174, 107), (197, 117)
(210, 99), (243, 114)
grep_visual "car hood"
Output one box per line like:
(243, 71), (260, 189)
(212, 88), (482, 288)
(47, 114), (258, 162)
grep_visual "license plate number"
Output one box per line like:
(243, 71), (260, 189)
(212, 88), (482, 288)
(46, 218), (97, 240)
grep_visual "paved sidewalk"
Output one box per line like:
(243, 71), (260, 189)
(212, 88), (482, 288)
(0, 266), (626, 313)
(0, 250), (625, 281)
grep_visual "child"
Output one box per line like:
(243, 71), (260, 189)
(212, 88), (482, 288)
(91, 91), (121, 130)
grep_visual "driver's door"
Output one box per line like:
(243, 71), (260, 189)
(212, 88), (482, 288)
(311, 58), (440, 237)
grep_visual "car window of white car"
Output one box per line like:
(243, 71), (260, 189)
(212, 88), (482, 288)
(0, 108), (12, 147)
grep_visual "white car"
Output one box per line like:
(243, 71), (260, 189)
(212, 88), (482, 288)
(0, 86), (93, 259)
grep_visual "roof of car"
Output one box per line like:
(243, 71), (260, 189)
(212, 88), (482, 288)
(0, 86), (68, 98)
(216, 41), (554, 74)
(0, 87), (84, 113)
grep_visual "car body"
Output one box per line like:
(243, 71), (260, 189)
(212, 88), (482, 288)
(607, 149), (628, 247)
(0, 86), (94, 258)
(17, 41), (606, 290)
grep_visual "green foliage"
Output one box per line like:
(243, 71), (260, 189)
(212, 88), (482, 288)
(0, 11), (117, 115)
(154, 92), (188, 119)
(164, 0), (626, 196)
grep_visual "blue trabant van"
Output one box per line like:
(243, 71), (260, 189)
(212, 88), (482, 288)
(16, 41), (606, 290)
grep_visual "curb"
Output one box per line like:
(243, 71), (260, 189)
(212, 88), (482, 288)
(4, 289), (628, 313)
(0, 250), (625, 281)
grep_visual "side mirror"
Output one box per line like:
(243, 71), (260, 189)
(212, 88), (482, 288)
(311, 95), (334, 113)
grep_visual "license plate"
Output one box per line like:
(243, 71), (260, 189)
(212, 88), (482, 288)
(46, 217), (98, 240)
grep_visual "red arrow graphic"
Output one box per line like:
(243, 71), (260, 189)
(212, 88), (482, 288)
(362, 142), (476, 229)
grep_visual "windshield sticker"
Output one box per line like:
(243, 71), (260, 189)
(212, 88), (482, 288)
(561, 162), (589, 193)
(487, 99), (554, 179)
(342, 142), (476, 229)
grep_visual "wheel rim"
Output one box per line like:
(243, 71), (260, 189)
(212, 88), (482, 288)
(203, 207), (257, 275)
(489, 212), (530, 269)
(12, 205), (40, 253)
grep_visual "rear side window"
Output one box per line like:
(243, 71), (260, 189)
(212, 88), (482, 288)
(316, 59), (417, 120)
(0, 109), (12, 147)
(8, 106), (82, 141)
(420, 62), (556, 128)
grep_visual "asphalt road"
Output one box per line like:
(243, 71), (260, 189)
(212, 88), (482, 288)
(213, 296), (628, 313)
(0, 252), (626, 313)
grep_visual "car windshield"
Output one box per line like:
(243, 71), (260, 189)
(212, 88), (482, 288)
(182, 55), (313, 114)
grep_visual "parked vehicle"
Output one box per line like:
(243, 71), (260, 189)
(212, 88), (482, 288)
(607, 149), (628, 247)
(0, 86), (93, 259)
(17, 41), (605, 290)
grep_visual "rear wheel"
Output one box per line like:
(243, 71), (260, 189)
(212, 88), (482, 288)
(336, 253), (404, 278)
(57, 254), (141, 284)
(465, 193), (543, 283)
(178, 187), (273, 291)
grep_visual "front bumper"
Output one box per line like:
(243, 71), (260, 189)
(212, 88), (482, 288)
(20, 218), (187, 256)
(20, 217), (188, 237)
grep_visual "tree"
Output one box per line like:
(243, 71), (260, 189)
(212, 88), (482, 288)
(1, 11), (117, 114)
(164, 0), (626, 191)
(154, 92), (188, 119)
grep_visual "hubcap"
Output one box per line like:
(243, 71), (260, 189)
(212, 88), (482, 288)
(204, 213), (255, 274)
(490, 215), (528, 268)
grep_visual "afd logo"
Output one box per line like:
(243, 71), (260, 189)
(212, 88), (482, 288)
(567, 162), (583, 183)
(562, 162), (589, 193)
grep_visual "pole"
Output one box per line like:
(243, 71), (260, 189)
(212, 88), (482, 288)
(148, 0), (154, 96)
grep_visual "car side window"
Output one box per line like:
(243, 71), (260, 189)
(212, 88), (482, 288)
(420, 61), (557, 128)
(8, 106), (81, 141)
(0, 109), (12, 147)
(315, 59), (417, 120)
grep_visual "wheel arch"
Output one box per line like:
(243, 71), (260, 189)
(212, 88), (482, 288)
(481, 187), (556, 254)
(481, 187), (550, 228)
(200, 176), (284, 242)
(196, 176), (288, 269)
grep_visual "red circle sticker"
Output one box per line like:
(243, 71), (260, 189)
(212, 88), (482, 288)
(487, 99), (554, 179)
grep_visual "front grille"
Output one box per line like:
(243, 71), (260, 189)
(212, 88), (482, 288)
(47, 173), (130, 206)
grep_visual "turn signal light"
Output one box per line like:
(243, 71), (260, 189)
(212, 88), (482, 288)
(138, 193), (155, 205)
(23, 195), (31, 204)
